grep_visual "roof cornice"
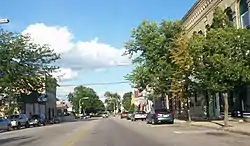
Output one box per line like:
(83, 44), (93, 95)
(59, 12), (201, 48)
(181, 0), (203, 23)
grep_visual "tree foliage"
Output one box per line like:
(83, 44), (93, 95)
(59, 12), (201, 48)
(68, 86), (105, 113)
(124, 20), (182, 94)
(104, 91), (121, 112)
(187, 7), (250, 126)
(124, 6), (250, 125)
(121, 92), (133, 111)
(0, 29), (60, 94)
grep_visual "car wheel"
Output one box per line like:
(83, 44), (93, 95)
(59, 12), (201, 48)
(169, 120), (174, 124)
(25, 122), (30, 128)
(151, 119), (155, 125)
(7, 124), (12, 131)
(17, 123), (21, 129)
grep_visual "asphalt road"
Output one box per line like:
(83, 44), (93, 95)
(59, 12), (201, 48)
(0, 117), (250, 146)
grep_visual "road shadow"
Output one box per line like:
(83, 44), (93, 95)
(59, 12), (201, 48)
(0, 136), (37, 145)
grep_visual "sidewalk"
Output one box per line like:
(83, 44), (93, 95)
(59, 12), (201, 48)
(188, 120), (250, 136)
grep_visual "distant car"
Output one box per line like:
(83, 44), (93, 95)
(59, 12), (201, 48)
(126, 111), (134, 120)
(0, 117), (11, 131)
(29, 114), (46, 126)
(102, 113), (108, 118)
(131, 111), (147, 121)
(49, 117), (60, 124)
(146, 109), (174, 124)
(120, 112), (128, 119)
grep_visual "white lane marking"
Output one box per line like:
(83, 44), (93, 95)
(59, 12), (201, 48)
(173, 130), (216, 134)
(174, 131), (182, 134)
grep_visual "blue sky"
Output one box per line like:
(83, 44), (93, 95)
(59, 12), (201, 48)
(0, 0), (196, 100)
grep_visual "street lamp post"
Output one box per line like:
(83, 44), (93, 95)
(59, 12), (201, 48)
(78, 97), (89, 115)
(0, 18), (10, 24)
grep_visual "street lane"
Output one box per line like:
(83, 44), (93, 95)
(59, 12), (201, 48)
(0, 118), (100, 146)
(76, 118), (164, 146)
(77, 117), (250, 146)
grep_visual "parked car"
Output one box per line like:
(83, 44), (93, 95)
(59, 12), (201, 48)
(29, 114), (46, 126)
(0, 117), (11, 131)
(131, 111), (147, 121)
(126, 111), (134, 120)
(49, 117), (60, 124)
(146, 109), (174, 124)
(120, 112), (128, 119)
(102, 112), (108, 118)
(9, 114), (30, 129)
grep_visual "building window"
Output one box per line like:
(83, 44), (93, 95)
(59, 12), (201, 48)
(239, 0), (250, 28)
(225, 7), (233, 22)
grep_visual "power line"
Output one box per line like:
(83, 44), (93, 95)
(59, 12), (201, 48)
(58, 81), (130, 87)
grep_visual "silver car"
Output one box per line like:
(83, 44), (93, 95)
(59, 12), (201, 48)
(0, 117), (11, 131)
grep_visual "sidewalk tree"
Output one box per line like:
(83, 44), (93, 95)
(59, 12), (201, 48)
(0, 29), (60, 95)
(122, 92), (132, 111)
(170, 35), (193, 121)
(124, 20), (182, 95)
(104, 91), (121, 112)
(188, 7), (250, 126)
(124, 64), (152, 89)
(68, 86), (104, 113)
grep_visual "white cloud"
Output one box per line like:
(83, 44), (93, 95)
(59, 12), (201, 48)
(56, 86), (75, 100)
(22, 23), (132, 98)
(22, 23), (131, 72)
(51, 68), (78, 80)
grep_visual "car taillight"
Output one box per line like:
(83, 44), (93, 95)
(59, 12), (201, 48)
(155, 113), (159, 117)
(171, 111), (174, 117)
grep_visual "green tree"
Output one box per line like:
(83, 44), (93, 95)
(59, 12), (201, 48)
(0, 29), (60, 94)
(122, 92), (132, 111)
(189, 7), (250, 126)
(124, 20), (182, 95)
(170, 35), (194, 121)
(68, 86), (104, 114)
(104, 91), (121, 112)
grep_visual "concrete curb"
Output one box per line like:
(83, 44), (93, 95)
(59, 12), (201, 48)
(222, 128), (250, 136)
(190, 123), (250, 136)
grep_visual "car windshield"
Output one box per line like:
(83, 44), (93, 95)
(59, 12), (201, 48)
(9, 115), (19, 119)
(128, 111), (133, 114)
(135, 111), (146, 114)
(31, 115), (40, 119)
(155, 109), (171, 114)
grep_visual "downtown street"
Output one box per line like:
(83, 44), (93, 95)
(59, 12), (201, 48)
(1, 117), (250, 146)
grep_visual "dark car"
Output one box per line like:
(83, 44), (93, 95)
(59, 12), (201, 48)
(146, 109), (174, 124)
(120, 112), (128, 119)
(126, 111), (134, 120)
(29, 114), (46, 126)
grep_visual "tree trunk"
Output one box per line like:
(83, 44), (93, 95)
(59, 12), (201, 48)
(205, 90), (210, 118)
(187, 96), (191, 122)
(223, 92), (229, 127)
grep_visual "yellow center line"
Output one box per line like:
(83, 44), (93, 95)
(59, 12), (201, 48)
(62, 124), (87, 146)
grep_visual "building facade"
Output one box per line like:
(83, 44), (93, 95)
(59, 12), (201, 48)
(182, 0), (250, 118)
(182, 0), (250, 36)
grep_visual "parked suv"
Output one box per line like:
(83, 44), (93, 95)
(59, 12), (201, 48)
(29, 114), (46, 126)
(9, 114), (30, 129)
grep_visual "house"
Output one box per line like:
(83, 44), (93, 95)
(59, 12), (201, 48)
(182, 0), (250, 118)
